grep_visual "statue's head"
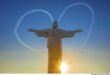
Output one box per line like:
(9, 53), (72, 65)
(52, 20), (58, 30)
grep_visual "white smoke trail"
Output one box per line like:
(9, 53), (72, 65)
(58, 2), (95, 50)
(15, 3), (94, 53)
(14, 9), (54, 53)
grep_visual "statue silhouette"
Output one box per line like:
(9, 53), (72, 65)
(28, 20), (82, 73)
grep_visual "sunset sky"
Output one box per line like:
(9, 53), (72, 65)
(0, 0), (110, 73)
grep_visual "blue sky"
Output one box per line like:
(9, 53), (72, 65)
(0, 0), (110, 73)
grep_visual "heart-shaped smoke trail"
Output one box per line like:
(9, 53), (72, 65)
(58, 2), (94, 50)
(14, 2), (94, 53)
(14, 9), (54, 53)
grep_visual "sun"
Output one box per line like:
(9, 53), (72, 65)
(59, 62), (68, 73)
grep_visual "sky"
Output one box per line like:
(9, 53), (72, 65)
(0, 0), (110, 73)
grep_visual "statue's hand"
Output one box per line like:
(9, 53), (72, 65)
(28, 28), (35, 32)
(75, 29), (83, 33)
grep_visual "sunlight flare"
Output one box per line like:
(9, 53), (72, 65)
(59, 62), (68, 73)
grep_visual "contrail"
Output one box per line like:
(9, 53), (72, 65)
(14, 9), (54, 53)
(15, 2), (94, 53)
(58, 2), (95, 50)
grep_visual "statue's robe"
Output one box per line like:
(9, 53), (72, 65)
(34, 29), (76, 73)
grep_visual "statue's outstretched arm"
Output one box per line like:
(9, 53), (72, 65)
(61, 29), (83, 38)
(28, 28), (36, 32)
(69, 29), (83, 37)
(28, 28), (49, 37)
(73, 29), (83, 33)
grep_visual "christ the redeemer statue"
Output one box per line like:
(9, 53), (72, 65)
(28, 20), (82, 73)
